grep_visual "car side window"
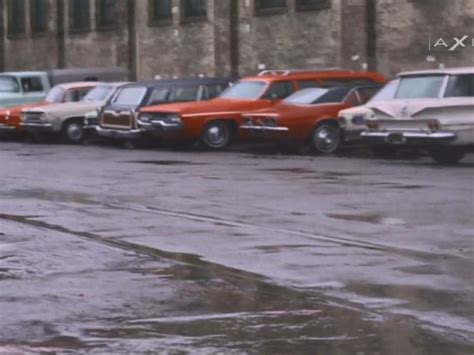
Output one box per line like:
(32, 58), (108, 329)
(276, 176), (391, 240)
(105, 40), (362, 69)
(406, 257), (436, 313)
(20, 77), (44, 93)
(63, 88), (92, 102)
(204, 84), (226, 100)
(344, 90), (361, 106)
(321, 79), (375, 87)
(148, 87), (172, 105)
(297, 80), (320, 89)
(171, 86), (199, 102)
(263, 81), (294, 100)
(355, 87), (380, 105)
(445, 74), (474, 97)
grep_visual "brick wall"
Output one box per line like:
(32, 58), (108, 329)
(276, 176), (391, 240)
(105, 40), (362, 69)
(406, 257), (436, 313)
(0, 0), (472, 79)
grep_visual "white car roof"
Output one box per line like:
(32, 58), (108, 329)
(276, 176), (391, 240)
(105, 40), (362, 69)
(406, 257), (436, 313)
(398, 67), (474, 77)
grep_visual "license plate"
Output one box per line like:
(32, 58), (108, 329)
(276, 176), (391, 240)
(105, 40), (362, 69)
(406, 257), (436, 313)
(386, 133), (406, 144)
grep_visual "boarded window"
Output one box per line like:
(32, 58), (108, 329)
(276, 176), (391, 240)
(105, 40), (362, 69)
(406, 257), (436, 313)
(296, 0), (331, 11)
(96, 0), (117, 28)
(69, 0), (90, 31)
(149, 0), (172, 23)
(182, 0), (207, 19)
(31, 0), (49, 33)
(8, 0), (26, 35)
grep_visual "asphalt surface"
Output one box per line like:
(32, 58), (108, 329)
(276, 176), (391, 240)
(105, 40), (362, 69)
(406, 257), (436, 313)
(0, 141), (473, 354)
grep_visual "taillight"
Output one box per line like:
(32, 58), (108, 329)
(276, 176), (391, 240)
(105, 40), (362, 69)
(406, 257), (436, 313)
(427, 119), (440, 132)
(367, 120), (379, 130)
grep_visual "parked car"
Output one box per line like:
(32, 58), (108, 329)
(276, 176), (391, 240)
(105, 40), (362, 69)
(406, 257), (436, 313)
(240, 85), (381, 153)
(137, 70), (386, 150)
(0, 81), (100, 136)
(0, 67), (127, 108)
(338, 79), (398, 142)
(360, 67), (474, 164)
(96, 77), (233, 142)
(20, 82), (126, 143)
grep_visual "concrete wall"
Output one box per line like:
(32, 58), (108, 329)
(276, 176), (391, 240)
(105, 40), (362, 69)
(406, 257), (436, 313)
(0, 0), (472, 79)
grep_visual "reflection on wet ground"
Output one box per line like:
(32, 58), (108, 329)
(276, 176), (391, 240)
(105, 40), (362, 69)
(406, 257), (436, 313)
(1, 220), (472, 355)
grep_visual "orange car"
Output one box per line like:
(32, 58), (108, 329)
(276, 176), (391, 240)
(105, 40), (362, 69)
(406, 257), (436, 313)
(240, 85), (381, 153)
(0, 82), (98, 136)
(137, 70), (386, 149)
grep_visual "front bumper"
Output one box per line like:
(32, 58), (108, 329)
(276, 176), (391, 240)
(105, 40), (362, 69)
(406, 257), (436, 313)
(20, 122), (54, 133)
(0, 123), (17, 133)
(95, 126), (143, 140)
(138, 120), (184, 135)
(342, 128), (365, 142)
(362, 131), (457, 145)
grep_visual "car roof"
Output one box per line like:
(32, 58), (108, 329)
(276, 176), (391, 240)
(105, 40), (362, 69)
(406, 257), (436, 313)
(242, 70), (384, 82)
(0, 71), (47, 77)
(55, 81), (103, 90)
(398, 66), (474, 77)
(121, 77), (234, 89)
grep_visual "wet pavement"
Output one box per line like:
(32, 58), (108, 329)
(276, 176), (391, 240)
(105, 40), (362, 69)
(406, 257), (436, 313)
(0, 142), (473, 354)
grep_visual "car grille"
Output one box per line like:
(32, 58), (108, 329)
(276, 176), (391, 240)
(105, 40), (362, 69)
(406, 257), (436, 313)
(22, 112), (43, 122)
(101, 110), (133, 129)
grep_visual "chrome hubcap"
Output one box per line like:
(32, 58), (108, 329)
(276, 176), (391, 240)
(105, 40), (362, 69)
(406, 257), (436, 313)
(314, 126), (339, 153)
(206, 125), (228, 146)
(67, 123), (82, 142)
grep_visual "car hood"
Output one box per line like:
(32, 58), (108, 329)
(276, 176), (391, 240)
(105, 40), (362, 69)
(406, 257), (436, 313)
(140, 98), (266, 116)
(24, 101), (101, 116)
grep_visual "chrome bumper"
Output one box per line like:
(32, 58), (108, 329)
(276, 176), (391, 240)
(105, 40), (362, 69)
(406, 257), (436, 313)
(240, 125), (289, 132)
(362, 131), (456, 144)
(138, 120), (184, 133)
(96, 126), (143, 139)
(0, 123), (17, 132)
(20, 122), (54, 132)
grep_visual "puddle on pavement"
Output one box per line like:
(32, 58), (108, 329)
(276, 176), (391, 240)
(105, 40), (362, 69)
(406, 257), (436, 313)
(122, 160), (206, 166)
(326, 213), (406, 225)
(0, 215), (471, 354)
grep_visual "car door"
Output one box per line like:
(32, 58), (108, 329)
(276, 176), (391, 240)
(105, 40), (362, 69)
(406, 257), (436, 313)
(19, 76), (46, 104)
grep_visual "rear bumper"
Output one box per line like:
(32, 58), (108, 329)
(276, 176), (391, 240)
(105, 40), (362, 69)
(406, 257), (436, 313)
(362, 131), (457, 145)
(138, 120), (184, 135)
(96, 126), (143, 140)
(20, 122), (54, 133)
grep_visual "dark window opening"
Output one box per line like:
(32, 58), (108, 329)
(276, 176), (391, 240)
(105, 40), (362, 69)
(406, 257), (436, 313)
(255, 0), (287, 15)
(21, 77), (44, 93)
(149, 0), (172, 24)
(263, 81), (294, 100)
(8, 0), (26, 35)
(182, 0), (207, 20)
(31, 0), (49, 33)
(69, 0), (90, 32)
(445, 74), (474, 97)
(296, 0), (331, 11)
(96, 0), (118, 28)
(297, 80), (321, 89)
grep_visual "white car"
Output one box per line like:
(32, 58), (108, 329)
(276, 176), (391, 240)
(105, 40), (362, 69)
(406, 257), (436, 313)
(338, 80), (398, 142)
(347, 67), (473, 164)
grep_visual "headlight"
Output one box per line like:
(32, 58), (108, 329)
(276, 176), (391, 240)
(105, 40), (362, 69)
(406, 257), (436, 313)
(139, 114), (151, 123)
(84, 109), (98, 119)
(243, 117), (253, 126)
(264, 117), (277, 126)
(164, 114), (181, 124)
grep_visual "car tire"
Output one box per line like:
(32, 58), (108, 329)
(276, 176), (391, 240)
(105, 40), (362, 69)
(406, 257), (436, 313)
(311, 122), (341, 154)
(201, 121), (232, 150)
(62, 120), (84, 144)
(431, 149), (465, 165)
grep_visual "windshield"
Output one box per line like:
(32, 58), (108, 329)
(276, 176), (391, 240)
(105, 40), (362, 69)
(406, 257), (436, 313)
(283, 88), (329, 104)
(112, 86), (147, 106)
(395, 75), (445, 99)
(45, 87), (66, 103)
(367, 80), (398, 103)
(84, 85), (113, 101)
(0, 76), (20, 93)
(219, 81), (266, 100)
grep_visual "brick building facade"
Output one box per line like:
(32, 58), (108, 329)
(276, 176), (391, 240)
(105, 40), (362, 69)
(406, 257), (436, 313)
(0, 0), (472, 80)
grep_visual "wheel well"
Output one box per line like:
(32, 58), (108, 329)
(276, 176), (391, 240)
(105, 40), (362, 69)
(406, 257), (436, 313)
(62, 116), (83, 130)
